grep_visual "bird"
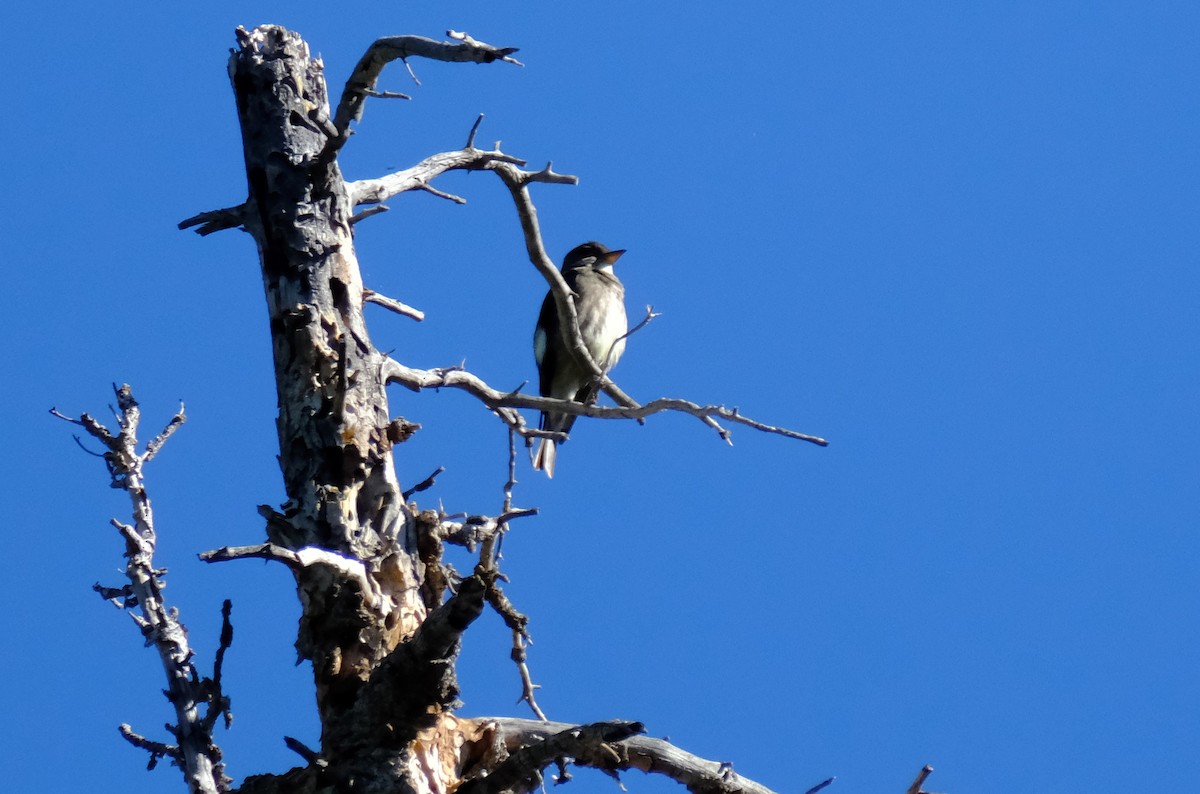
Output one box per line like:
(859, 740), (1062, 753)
(532, 241), (628, 478)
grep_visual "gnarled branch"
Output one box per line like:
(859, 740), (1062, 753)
(468, 718), (785, 794)
(382, 358), (829, 446)
(53, 386), (230, 794)
(198, 542), (383, 609)
(335, 33), (521, 131)
(347, 144), (526, 208)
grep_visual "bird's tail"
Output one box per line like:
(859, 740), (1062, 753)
(533, 438), (557, 479)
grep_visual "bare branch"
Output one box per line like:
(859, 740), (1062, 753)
(50, 406), (115, 446)
(143, 401), (186, 463)
(95, 581), (137, 608)
(605, 304), (661, 370)
(473, 430), (548, 721)
(60, 386), (229, 793)
(350, 204), (390, 224)
(202, 600), (235, 731)
(198, 543), (381, 608)
(284, 736), (322, 766)
(178, 205), (247, 236)
(447, 30), (524, 67)
(403, 465), (446, 500)
(382, 358), (829, 446)
(465, 113), (485, 148)
(119, 723), (180, 771)
(475, 718), (783, 794)
(363, 288), (426, 321)
(416, 181), (467, 204)
(364, 88), (412, 101)
(347, 142), (526, 209)
(335, 33), (521, 131)
(460, 721), (646, 794)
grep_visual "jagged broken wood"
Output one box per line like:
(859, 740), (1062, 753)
(907, 764), (936, 794)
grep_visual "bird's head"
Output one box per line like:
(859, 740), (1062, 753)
(563, 241), (626, 273)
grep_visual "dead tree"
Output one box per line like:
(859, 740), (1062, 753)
(54, 23), (931, 794)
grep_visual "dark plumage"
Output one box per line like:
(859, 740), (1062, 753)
(532, 242), (628, 478)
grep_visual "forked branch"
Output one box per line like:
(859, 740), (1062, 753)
(52, 386), (230, 794)
(347, 115), (576, 211)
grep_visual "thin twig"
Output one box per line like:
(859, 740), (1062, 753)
(284, 736), (322, 765)
(510, 628), (547, 721)
(204, 600), (235, 730)
(466, 113), (485, 148)
(403, 58), (421, 86)
(416, 181), (467, 204)
(803, 777), (836, 794)
(604, 304), (661, 370)
(403, 466), (446, 500)
(363, 289), (425, 321)
(365, 88), (412, 100)
(350, 205), (390, 224)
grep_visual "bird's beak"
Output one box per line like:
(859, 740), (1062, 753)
(602, 249), (626, 264)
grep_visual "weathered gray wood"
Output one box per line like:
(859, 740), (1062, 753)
(53, 390), (230, 794)
(227, 24), (436, 771)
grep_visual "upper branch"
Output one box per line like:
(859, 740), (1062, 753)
(348, 117), (577, 213)
(335, 32), (521, 131)
(347, 144), (524, 209)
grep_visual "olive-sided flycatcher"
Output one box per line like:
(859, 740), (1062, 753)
(532, 242), (628, 478)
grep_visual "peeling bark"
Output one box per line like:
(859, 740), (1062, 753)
(227, 24), (430, 772)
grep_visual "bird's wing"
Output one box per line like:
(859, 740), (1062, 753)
(534, 290), (559, 400)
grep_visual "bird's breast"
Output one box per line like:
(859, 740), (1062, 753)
(577, 283), (627, 371)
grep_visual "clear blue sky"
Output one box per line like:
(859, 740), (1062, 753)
(5, 2), (1197, 792)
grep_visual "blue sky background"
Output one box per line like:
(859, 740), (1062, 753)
(5, 2), (1198, 792)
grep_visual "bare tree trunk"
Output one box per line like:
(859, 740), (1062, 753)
(222, 26), (466, 793)
(164, 21), (839, 794)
